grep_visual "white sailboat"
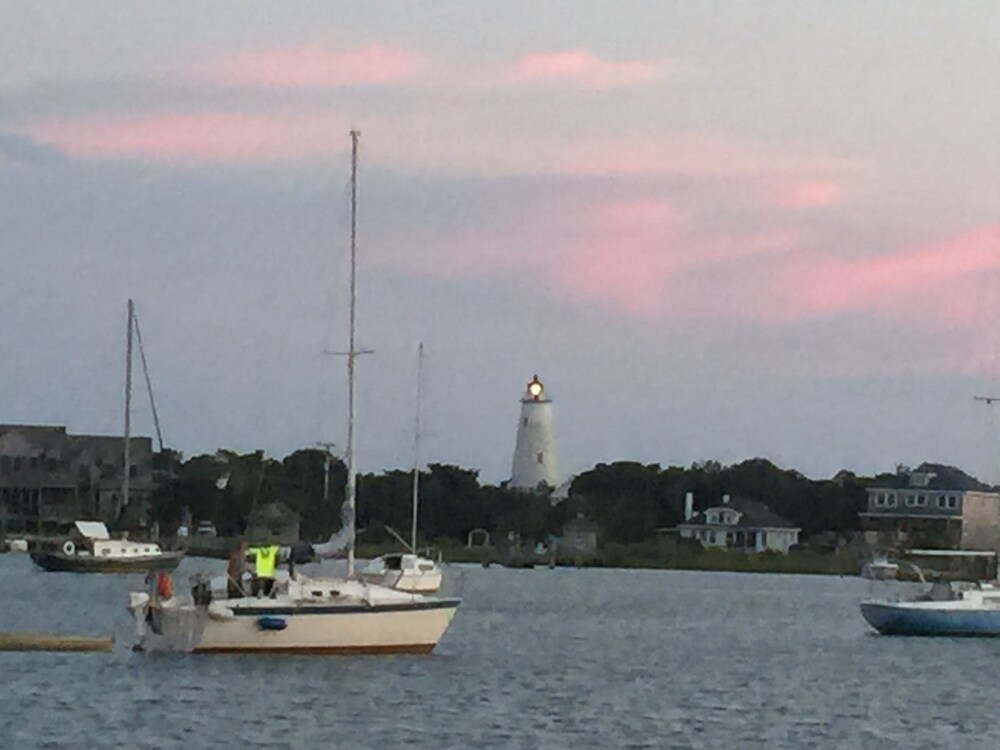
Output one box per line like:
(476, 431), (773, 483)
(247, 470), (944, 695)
(127, 132), (460, 653)
(360, 343), (444, 594)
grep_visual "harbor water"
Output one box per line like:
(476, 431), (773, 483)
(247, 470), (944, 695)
(1, 554), (998, 748)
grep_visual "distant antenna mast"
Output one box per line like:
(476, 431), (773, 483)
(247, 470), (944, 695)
(974, 395), (1000, 485)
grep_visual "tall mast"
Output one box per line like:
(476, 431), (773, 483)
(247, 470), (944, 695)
(346, 130), (360, 577)
(411, 342), (424, 552)
(133, 310), (164, 453)
(123, 299), (134, 512)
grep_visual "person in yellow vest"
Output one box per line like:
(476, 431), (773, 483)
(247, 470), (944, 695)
(249, 544), (279, 597)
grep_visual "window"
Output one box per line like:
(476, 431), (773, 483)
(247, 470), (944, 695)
(536, 452), (544, 464)
(937, 495), (948, 509)
(948, 495), (958, 509)
(886, 494), (897, 507)
(523, 418), (528, 426)
(916, 494), (926, 507)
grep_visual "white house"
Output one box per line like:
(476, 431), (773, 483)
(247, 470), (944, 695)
(678, 495), (801, 554)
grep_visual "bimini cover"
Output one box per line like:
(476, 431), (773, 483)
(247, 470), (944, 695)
(74, 521), (110, 540)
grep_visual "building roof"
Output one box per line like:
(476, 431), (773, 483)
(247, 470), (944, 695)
(869, 462), (990, 491)
(687, 497), (799, 530)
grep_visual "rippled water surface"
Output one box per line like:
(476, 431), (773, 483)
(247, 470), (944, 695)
(2, 554), (998, 748)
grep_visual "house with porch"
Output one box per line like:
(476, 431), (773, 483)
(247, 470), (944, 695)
(678, 495), (800, 553)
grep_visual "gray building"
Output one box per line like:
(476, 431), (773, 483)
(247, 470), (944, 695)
(860, 463), (1000, 552)
(0, 424), (155, 534)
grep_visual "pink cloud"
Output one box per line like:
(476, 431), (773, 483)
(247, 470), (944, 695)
(207, 43), (425, 88)
(559, 201), (679, 316)
(788, 226), (1000, 319)
(26, 112), (346, 162)
(380, 184), (1000, 332)
(512, 50), (666, 89)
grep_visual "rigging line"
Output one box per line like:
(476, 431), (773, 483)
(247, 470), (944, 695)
(132, 309), (164, 453)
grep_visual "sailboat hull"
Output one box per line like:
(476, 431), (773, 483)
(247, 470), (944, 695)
(193, 599), (459, 654)
(142, 592), (460, 654)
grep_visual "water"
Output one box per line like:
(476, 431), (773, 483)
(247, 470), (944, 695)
(1, 554), (998, 748)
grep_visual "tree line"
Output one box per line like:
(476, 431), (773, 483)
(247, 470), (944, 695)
(147, 449), (913, 548)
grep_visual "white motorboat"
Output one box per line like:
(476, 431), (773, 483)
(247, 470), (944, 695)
(127, 131), (460, 654)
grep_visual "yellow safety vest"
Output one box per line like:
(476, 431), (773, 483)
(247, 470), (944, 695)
(252, 545), (278, 578)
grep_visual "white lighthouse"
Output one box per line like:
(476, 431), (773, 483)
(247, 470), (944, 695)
(510, 374), (558, 490)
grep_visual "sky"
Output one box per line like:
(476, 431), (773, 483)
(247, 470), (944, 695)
(3, 1), (1000, 484)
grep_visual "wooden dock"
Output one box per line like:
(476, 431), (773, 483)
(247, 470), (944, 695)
(0, 633), (114, 652)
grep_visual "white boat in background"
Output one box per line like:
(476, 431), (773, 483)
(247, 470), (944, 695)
(861, 556), (900, 581)
(127, 131), (460, 654)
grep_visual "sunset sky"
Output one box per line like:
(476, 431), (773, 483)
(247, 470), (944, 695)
(3, 1), (1000, 484)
